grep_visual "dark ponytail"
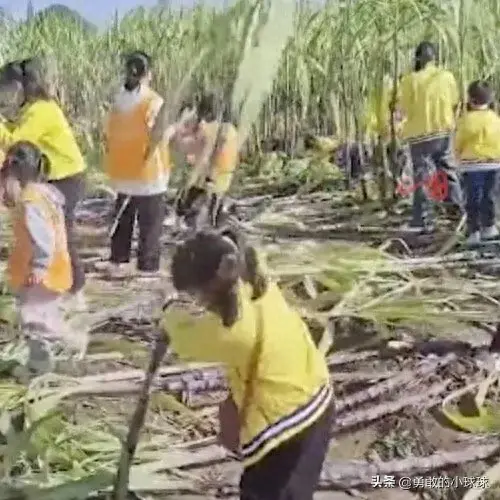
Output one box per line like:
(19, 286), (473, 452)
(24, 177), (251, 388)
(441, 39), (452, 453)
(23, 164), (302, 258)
(38, 153), (50, 179)
(219, 228), (268, 300)
(124, 51), (151, 91)
(243, 245), (268, 300)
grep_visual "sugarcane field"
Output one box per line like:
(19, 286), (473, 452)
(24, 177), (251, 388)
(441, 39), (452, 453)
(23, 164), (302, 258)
(4, 0), (500, 499)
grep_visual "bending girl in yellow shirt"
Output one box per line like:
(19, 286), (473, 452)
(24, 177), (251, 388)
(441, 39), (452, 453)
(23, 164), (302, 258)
(0, 57), (87, 310)
(162, 228), (334, 499)
(174, 93), (238, 229)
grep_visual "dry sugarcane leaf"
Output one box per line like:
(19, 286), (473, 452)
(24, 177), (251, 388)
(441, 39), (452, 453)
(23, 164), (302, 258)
(442, 377), (500, 434)
(302, 276), (318, 299)
(475, 370), (499, 409)
(232, 0), (295, 148)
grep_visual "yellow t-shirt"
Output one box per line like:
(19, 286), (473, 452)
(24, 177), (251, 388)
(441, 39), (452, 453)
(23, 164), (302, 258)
(399, 63), (458, 141)
(455, 108), (500, 165)
(161, 281), (332, 467)
(0, 100), (85, 180)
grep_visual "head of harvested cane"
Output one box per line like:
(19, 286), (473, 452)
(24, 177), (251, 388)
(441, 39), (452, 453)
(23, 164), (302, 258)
(170, 228), (267, 327)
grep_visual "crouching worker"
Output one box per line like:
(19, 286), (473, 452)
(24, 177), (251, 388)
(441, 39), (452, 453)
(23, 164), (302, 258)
(161, 229), (334, 499)
(455, 81), (500, 246)
(104, 51), (172, 276)
(174, 93), (238, 229)
(1, 142), (84, 374)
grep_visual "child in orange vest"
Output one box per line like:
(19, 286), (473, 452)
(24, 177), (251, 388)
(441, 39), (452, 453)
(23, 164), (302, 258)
(104, 51), (172, 276)
(1, 141), (84, 373)
(174, 93), (238, 228)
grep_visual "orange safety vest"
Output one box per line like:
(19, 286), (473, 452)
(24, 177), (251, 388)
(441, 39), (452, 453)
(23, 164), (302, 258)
(202, 121), (239, 175)
(8, 185), (72, 293)
(105, 90), (170, 184)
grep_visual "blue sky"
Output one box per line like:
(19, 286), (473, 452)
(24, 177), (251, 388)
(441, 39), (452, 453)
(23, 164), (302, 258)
(3, 0), (212, 24)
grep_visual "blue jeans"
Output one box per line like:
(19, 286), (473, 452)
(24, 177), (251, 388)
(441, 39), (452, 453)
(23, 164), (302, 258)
(463, 170), (498, 233)
(409, 135), (464, 228)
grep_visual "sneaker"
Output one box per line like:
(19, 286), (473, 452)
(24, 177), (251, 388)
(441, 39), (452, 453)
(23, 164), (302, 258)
(105, 262), (132, 278)
(136, 269), (163, 281)
(481, 225), (500, 240)
(466, 231), (481, 246)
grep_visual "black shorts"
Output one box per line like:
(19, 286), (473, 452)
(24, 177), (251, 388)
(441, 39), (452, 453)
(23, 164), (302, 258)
(175, 185), (225, 227)
(239, 401), (334, 500)
(175, 185), (207, 217)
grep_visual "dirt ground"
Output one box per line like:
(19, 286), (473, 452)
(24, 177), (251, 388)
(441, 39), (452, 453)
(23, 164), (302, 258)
(6, 186), (498, 499)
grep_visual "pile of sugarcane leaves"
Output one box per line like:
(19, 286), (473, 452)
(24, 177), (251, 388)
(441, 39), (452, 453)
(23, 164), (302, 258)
(3, 206), (500, 499)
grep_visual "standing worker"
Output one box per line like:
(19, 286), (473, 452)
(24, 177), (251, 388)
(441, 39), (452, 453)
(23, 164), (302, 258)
(0, 57), (87, 311)
(104, 51), (174, 277)
(455, 80), (500, 246)
(399, 41), (463, 233)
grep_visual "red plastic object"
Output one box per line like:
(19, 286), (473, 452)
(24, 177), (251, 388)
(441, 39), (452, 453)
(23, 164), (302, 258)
(395, 170), (448, 202)
(426, 170), (448, 202)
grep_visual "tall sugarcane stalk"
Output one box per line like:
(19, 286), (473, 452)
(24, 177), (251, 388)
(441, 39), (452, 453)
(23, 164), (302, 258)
(456, 0), (469, 115)
(388, 1), (401, 202)
(111, 333), (169, 500)
(338, 0), (353, 191)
